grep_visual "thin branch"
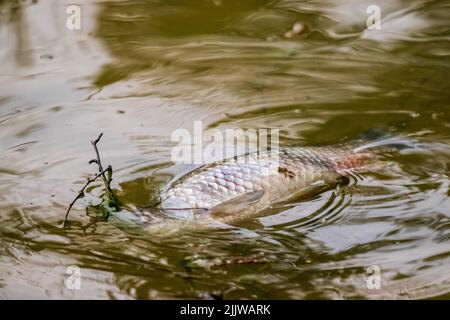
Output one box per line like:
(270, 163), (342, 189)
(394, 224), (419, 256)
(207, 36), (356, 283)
(63, 133), (118, 227)
(91, 133), (106, 183)
(63, 165), (111, 227)
(90, 132), (114, 200)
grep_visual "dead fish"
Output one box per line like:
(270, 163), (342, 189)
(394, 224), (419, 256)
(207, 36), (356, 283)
(159, 141), (385, 224)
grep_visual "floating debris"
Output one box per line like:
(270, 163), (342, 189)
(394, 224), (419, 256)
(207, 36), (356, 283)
(284, 22), (305, 38)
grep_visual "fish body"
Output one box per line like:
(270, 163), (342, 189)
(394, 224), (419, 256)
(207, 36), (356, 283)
(160, 145), (372, 222)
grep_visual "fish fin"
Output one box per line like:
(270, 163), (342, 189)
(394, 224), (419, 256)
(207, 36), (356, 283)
(231, 218), (265, 229)
(208, 190), (265, 218)
(270, 182), (329, 208)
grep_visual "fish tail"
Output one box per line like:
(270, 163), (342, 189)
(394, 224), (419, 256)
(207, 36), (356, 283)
(352, 135), (421, 154)
(334, 130), (421, 172)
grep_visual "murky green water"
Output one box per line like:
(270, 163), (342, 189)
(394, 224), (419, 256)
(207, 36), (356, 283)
(0, 0), (449, 299)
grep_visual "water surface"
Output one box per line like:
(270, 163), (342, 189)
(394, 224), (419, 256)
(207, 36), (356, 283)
(0, 0), (449, 299)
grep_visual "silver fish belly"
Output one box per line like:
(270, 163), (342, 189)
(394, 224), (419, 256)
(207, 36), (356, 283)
(160, 146), (371, 221)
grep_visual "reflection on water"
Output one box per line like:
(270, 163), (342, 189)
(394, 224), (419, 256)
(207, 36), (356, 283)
(0, 0), (449, 299)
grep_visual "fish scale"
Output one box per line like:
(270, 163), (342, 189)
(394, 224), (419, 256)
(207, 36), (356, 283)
(160, 146), (373, 220)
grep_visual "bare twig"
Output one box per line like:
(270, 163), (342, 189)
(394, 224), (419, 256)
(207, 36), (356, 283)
(63, 133), (116, 227)
(90, 132), (114, 200)
(63, 165), (111, 227)
(91, 133), (106, 180)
